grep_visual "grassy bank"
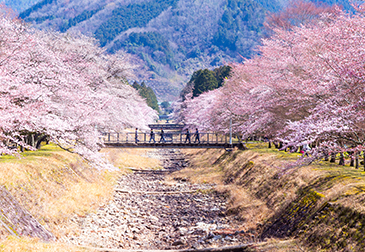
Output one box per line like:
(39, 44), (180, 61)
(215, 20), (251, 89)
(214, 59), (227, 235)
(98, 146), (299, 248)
(0, 144), (161, 251)
(174, 143), (365, 251)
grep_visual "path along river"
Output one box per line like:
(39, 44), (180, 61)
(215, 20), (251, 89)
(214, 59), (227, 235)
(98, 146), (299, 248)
(65, 149), (255, 250)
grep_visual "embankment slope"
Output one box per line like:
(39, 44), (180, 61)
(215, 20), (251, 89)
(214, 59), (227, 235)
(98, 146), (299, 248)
(177, 143), (365, 251)
(0, 145), (161, 251)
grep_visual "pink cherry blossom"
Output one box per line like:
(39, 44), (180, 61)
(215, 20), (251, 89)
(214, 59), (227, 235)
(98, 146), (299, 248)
(0, 11), (157, 169)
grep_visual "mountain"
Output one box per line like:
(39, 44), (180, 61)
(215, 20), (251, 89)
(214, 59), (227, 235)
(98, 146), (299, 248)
(17, 0), (352, 101)
(2, 0), (38, 13)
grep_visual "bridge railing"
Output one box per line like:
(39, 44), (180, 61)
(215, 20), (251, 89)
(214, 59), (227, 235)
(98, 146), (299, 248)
(101, 132), (241, 145)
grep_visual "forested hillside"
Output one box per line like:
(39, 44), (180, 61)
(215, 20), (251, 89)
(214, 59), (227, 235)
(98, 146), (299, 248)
(1, 0), (38, 12)
(18, 0), (352, 100)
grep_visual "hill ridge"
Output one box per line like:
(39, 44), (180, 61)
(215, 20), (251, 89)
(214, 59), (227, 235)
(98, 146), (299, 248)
(16, 0), (352, 100)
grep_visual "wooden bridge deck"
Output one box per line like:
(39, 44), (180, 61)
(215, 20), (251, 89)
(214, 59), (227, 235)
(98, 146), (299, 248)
(102, 132), (243, 149)
(104, 142), (242, 149)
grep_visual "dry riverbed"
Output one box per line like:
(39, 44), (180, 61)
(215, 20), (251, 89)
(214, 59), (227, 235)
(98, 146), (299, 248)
(65, 149), (254, 250)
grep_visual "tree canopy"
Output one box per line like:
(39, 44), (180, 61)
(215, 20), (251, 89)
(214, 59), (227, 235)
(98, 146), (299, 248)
(176, 4), (365, 161)
(94, 0), (178, 47)
(0, 10), (156, 168)
(180, 65), (232, 99)
(192, 69), (219, 98)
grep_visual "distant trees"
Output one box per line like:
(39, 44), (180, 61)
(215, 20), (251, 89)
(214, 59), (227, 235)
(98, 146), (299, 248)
(19, 0), (55, 19)
(60, 7), (102, 32)
(94, 0), (178, 47)
(214, 65), (232, 88)
(132, 81), (160, 113)
(110, 32), (175, 68)
(213, 0), (265, 57)
(264, 0), (340, 32)
(180, 66), (232, 99)
(192, 70), (218, 98)
(18, 0), (356, 104)
(160, 101), (173, 114)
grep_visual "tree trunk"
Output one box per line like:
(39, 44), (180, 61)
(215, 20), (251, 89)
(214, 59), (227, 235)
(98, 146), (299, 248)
(349, 152), (354, 167)
(330, 153), (336, 163)
(35, 135), (48, 149)
(29, 134), (34, 148)
(324, 150), (329, 161)
(268, 141), (271, 148)
(350, 158), (354, 167)
(356, 152), (359, 169)
(339, 153), (345, 166)
(273, 142), (279, 149)
(278, 142), (283, 150)
(20, 136), (26, 152)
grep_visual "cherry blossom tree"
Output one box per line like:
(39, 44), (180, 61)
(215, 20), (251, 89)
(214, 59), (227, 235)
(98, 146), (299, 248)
(176, 89), (222, 131)
(177, 5), (365, 161)
(0, 11), (157, 168)
(241, 9), (365, 153)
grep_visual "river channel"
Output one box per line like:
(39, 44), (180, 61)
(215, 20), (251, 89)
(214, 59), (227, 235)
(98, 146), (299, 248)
(66, 149), (255, 250)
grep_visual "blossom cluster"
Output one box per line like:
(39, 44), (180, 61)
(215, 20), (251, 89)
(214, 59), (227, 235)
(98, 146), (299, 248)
(177, 7), (365, 155)
(0, 11), (156, 168)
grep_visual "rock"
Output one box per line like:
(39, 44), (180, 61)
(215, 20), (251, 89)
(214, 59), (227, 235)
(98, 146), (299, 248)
(150, 216), (159, 222)
(206, 232), (214, 239)
(212, 235), (222, 241)
(65, 149), (253, 250)
(179, 227), (188, 236)
(172, 240), (184, 246)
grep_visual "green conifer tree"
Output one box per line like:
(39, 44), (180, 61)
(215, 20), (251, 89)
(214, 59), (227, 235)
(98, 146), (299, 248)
(192, 69), (219, 98)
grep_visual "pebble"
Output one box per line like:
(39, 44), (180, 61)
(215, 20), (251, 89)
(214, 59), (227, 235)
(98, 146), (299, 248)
(64, 149), (253, 249)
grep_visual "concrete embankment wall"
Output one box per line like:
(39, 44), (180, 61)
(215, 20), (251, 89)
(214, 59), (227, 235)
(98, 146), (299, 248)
(181, 147), (365, 251)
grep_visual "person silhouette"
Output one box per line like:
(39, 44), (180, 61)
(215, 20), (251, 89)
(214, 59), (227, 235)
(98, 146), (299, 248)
(185, 129), (191, 143)
(159, 128), (166, 143)
(194, 128), (200, 143)
(149, 129), (155, 143)
(135, 128), (139, 143)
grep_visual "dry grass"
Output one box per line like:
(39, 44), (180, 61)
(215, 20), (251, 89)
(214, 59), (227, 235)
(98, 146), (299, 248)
(0, 145), (161, 250)
(254, 239), (308, 252)
(102, 148), (162, 170)
(174, 148), (308, 230)
(0, 236), (92, 252)
(0, 144), (122, 239)
(177, 143), (365, 250)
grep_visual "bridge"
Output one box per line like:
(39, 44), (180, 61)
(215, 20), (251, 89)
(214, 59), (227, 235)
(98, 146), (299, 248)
(148, 124), (185, 131)
(102, 131), (244, 149)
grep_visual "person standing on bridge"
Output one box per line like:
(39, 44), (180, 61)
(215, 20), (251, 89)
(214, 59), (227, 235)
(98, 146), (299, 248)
(159, 128), (166, 143)
(135, 128), (139, 144)
(194, 128), (200, 143)
(149, 129), (156, 143)
(185, 129), (191, 143)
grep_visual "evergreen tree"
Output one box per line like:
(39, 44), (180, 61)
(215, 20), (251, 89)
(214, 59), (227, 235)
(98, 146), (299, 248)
(132, 81), (159, 112)
(132, 81), (141, 90)
(180, 65), (231, 99)
(214, 65), (232, 87)
(192, 69), (218, 98)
